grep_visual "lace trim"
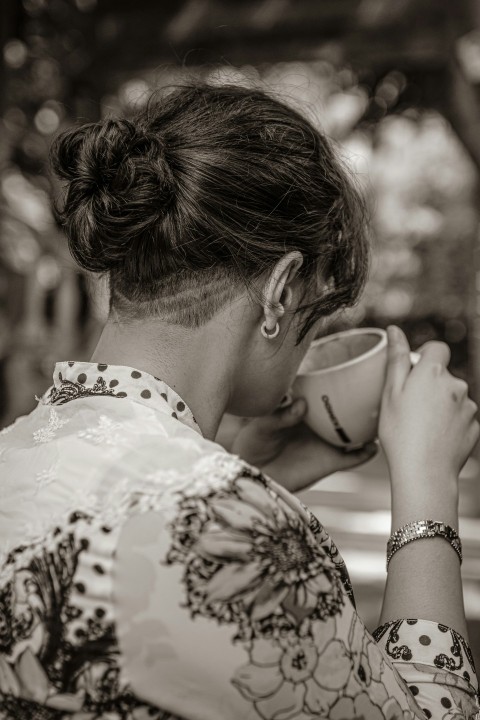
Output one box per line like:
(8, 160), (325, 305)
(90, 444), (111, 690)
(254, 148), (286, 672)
(0, 451), (240, 587)
(33, 408), (69, 444)
(35, 463), (58, 493)
(77, 415), (127, 453)
(46, 376), (119, 405)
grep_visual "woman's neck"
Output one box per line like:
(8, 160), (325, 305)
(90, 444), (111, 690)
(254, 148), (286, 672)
(90, 313), (243, 440)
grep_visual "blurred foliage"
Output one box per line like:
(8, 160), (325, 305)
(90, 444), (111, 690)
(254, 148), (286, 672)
(111, 60), (478, 378)
(0, 0), (479, 422)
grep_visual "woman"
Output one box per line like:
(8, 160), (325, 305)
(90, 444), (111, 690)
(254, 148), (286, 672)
(0, 83), (478, 720)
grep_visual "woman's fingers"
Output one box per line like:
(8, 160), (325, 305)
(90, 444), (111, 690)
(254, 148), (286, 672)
(274, 398), (307, 428)
(253, 397), (307, 434)
(415, 340), (451, 367)
(384, 326), (412, 395)
(340, 441), (379, 468)
(466, 397), (478, 416)
(465, 418), (480, 456)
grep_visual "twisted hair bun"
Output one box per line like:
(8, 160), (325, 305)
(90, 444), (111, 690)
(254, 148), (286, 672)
(51, 118), (175, 273)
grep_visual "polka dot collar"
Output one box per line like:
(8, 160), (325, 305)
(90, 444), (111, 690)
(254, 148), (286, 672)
(49, 361), (201, 435)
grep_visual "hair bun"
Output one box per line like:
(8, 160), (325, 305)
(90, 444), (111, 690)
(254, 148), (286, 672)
(51, 118), (176, 273)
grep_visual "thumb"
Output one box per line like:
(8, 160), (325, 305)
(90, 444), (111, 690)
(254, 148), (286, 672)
(275, 397), (307, 428)
(251, 397), (307, 435)
(342, 441), (379, 468)
(384, 325), (412, 395)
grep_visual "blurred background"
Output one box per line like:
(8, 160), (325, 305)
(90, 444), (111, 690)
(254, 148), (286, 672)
(1, 0), (480, 663)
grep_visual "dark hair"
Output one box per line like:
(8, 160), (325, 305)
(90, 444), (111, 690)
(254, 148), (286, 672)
(50, 82), (369, 342)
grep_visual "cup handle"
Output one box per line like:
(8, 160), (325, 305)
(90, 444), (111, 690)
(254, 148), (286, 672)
(410, 351), (421, 366)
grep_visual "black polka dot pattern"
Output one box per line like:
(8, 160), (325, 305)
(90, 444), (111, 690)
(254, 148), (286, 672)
(53, 362), (200, 434)
(373, 617), (478, 718)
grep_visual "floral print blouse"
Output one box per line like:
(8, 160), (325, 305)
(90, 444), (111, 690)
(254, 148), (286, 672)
(0, 361), (479, 720)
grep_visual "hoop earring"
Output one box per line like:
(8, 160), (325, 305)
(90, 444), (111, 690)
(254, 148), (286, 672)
(261, 321), (280, 339)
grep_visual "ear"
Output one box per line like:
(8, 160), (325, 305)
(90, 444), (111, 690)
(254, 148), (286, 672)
(263, 251), (303, 330)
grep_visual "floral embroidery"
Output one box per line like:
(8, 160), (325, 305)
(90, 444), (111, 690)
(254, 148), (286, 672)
(77, 415), (126, 454)
(305, 506), (356, 609)
(47, 376), (118, 405)
(166, 467), (345, 632)
(0, 513), (172, 720)
(329, 692), (413, 720)
(34, 464), (58, 492)
(234, 617), (350, 717)
(161, 466), (426, 719)
(32, 408), (69, 445)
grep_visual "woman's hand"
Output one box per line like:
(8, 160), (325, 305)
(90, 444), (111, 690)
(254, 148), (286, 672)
(379, 326), (479, 509)
(216, 399), (378, 494)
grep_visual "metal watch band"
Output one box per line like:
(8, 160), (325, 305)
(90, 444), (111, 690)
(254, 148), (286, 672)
(386, 519), (462, 570)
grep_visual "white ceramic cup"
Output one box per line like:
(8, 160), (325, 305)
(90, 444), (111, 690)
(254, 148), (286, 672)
(292, 327), (420, 449)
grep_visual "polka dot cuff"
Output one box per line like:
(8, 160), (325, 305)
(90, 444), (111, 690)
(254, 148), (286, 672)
(373, 619), (478, 694)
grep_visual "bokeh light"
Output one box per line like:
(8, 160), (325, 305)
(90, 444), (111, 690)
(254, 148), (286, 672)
(34, 106), (60, 134)
(3, 40), (28, 69)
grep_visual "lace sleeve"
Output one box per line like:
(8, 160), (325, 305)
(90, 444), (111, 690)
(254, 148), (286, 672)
(113, 457), (429, 719)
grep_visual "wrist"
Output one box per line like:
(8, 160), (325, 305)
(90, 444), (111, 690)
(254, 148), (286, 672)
(390, 473), (459, 530)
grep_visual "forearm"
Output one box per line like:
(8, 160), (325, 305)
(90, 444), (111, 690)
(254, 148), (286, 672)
(379, 477), (468, 639)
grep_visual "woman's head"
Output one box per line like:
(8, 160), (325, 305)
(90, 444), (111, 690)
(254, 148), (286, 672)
(51, 83), (368, 332)
(50, 82), (369, 415)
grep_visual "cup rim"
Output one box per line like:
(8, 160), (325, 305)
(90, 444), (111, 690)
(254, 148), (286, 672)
(297, 327), (387, 376)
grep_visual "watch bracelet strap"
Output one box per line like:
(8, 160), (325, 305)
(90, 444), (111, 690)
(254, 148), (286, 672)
(386, 519), (462, 570)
